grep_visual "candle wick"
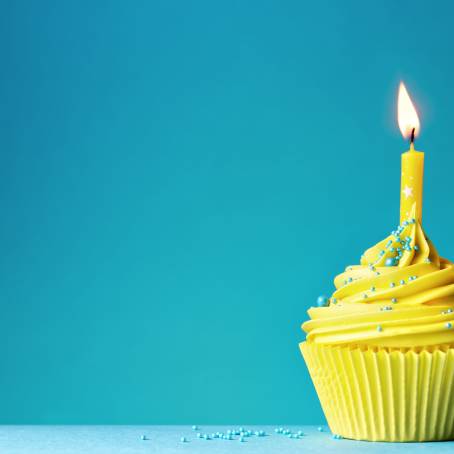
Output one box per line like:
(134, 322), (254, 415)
(410, 128), (415, 145)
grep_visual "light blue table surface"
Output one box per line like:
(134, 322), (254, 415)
(0, 425), (453, 453)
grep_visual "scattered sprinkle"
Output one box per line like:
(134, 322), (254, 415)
(140, 435), (147, 441)
(318, 427), (324, 432)
(391, 298), (398, 303)
(180, 437), (187, 443)
(377, 325), (383, 332)
(239, 436), (244, 442)
(400, 279), (405, 285)
(447, 323), (452, 329)
(414, 245), (419, 251)
(390, 282), (395, 288)
(192, 425), (198, 431)
(348, 277), (353, 283)
(371, 286), (376, 292)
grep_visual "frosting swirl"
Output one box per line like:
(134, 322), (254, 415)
(302, 207), (454, 347)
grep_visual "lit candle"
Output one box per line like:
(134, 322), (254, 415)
(398, 82), (423, 224)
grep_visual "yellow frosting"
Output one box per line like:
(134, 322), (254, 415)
(302, 206), (454, 347)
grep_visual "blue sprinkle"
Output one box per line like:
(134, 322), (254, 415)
(348, 277), (353, 283)
(390, 282), (395, 288)
(316, 295), (329, 307)
(298, 430), (304, 436)
(239, 427), (244, 432)
(196, 433), (201, 438)
(239, 436), (244, 442)
(447, 309), (453, 313)
(377, 325), (383, 332)
(391, 298), (397, 303)
(400, 279), (405, 285)
(390, 247), (395, 252)
(203, 434), (210, 440)
(318, 427), (324, 432)
(331, 298), (337, 304)
(379, 250), (385, 256)
(192, 425), (198, 431)
(363, 293), (368, 299)
(385, 257), (397, 267)
(140, 435), (147, 441)
(180, 437), (187, 443)
(414, 245), (419, 251)
(447, 323), (453, 329)
(370, 286), (376, 292)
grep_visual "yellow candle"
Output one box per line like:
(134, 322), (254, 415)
(397, 82), (423, 223)
(400, 143), (424, 223)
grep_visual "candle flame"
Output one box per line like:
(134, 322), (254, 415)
(398, 82), (420, 140)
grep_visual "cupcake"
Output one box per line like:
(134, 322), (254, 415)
(300, 204), (454, 441)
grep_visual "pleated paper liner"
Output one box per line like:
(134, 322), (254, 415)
(300, 342), (454, 442)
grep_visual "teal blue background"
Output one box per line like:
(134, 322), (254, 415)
(2, 0), (454, 424)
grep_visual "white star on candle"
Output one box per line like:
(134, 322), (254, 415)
(403, 185), (413, 199)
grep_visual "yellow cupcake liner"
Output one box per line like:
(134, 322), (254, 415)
(300, 342), (454, 442)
